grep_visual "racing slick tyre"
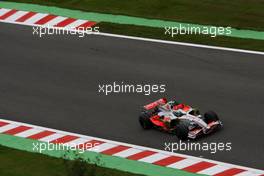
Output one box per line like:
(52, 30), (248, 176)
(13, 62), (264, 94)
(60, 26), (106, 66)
(174, 120), (189, 140)
(139, 111), (153, 129)
(203, 111), (219, 124)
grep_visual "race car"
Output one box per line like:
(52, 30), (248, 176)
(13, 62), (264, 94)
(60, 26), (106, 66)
(139, 98), (222, 140)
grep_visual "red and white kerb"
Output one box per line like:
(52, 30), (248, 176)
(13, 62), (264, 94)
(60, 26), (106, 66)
(0, 119), (263, 176)
(0, 8), (96, 29)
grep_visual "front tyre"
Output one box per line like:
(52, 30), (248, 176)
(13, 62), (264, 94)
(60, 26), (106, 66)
(174, 120), (189, 140)
(139, 112), (153, 129)
(203, 111), (219, 124)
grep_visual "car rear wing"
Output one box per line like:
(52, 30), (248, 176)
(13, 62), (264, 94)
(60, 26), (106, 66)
(143, 98), (167, 110)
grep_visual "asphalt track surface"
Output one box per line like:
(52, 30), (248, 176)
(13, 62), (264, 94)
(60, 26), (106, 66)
(0, 23), (263, 170)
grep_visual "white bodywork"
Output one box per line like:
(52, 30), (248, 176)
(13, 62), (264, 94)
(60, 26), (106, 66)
(158, 102), (209, 131)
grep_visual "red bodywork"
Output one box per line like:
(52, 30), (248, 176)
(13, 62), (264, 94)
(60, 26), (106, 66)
(144, 98), (167, 110)
(173, 104), (191, 112)
(143, 98), (191, 130)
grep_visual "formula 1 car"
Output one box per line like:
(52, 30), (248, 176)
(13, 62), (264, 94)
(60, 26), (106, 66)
(139, 98), (222, 140)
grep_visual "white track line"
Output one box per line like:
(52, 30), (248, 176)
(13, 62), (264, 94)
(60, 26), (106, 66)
(0, 7), (264, 56)
(0, 8), (263, 56)
(95, 32), (264, 56)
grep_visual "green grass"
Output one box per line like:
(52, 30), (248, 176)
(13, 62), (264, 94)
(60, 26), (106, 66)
(98, 22), (264, 52)
(5, 0), (264, 31)
(0, 145), (144, 176)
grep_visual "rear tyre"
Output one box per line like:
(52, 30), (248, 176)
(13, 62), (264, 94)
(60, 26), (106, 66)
(174, 120), (189, 140)
(139, 111), (153, 129)
(203, 111), (219, 124)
